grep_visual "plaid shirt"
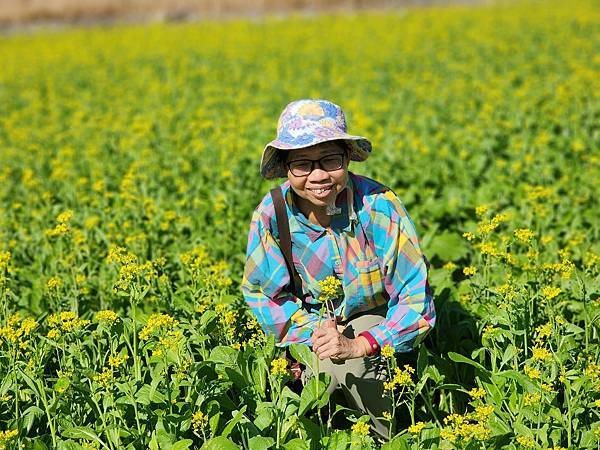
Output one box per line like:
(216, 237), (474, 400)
(242, 172), (435, 352)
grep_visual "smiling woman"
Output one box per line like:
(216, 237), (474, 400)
(242, 98), (436, 437)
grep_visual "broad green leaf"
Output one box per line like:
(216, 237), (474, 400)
(200, 436), (241, 450)
(288, 343), (313, 368)
(448, 352), (491, 376)
(283, 438), (309, 450)
(248, 436), (275, 450)
(221, 406), (247, 438)
(428, 231), (468, 261)
(324, 430), (351, 450)
(381, 434), (410, 450)
(210, 346), (239, 367)
(299, 378), (329, 416)
(135, 384), (166, 405)
(172, 440), (193, 450)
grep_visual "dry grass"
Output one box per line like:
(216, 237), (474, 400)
(0, 0), (470, 28)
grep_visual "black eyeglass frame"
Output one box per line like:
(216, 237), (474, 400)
(285, 152), (347, 177)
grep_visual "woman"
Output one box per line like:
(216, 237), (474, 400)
(242, 99), (435, 436)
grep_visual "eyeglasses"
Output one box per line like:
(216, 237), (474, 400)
(286, 153), (346, 177)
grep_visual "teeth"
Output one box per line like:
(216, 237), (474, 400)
(312, 187), (331, 194)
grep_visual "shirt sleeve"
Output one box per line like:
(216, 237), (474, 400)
(241, 208), (321, 346)
(363, 190), (436, 352)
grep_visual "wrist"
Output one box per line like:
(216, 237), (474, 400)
(354, 336), (372, 358)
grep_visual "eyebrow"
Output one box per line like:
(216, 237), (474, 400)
(289, 148), (343, 160)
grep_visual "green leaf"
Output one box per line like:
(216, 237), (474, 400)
(428, 231), (468, 261)
(448, 352), (491, 376)
(221, 406), (247, 438)
(254, 402), (274, 431)
(324, 430), (351, 450)
(283, 438), (309, 450)
(61, 427), (106, 448)
(54, 377), (71, 394)
(135, 384), (166, 405)
(198, 310), (218, 333)
(496, 370), (538, 391)
(172, 440), (193, 450)
(417, 344), (429, 378)
(381, 434), (410, 450)
(200, 436), (241, 450)
(248, 436), (275, 450)
(210, 346), (239, 367)
(299, 377), (330, 416)
(288, 343), (313, 368)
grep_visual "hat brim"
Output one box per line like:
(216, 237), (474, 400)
(260, 134), (372, 179)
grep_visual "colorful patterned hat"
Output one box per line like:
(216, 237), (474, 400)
(260, 99), (372, 179)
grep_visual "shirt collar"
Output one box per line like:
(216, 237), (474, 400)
(283, 174), (357, 242)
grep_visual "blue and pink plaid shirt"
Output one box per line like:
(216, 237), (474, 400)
(242, 172), (435, 353)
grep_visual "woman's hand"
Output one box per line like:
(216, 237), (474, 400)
(311, 320), (372, 361)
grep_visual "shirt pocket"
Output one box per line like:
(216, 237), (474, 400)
(347, 257), (385, 304)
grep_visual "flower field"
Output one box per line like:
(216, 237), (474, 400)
(0, 1), (599, 448)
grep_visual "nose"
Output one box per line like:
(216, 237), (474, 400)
(307, 166), (330, 183)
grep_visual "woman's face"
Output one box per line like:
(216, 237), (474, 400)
(286, 141), (349, 208)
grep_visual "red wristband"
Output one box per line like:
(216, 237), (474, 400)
(358, 331), (380, 355)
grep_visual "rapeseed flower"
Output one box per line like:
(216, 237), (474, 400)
(381, 344), (394, 359)
(468, 387), (486, 400)
(270, 358), (288, 377)
(542, 286), (561, 300)
(95, 310), (119, 325)
(192, 411), (208, 433)
(531, 345), (552, 362)
(516, 436), (536, 448)
(514, 228), (535, 243)
(318, 276), (342, 302)
(351, 421), (370, 437)
(463, 266), (477, 276)
(408, 422), (425, 434)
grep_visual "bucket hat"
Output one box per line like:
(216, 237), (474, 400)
(260, 99), (372, 179)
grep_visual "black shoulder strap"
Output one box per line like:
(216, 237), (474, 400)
(270, 186), (302, 300)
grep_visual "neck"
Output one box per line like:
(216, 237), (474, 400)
(295, 194), (332, 228)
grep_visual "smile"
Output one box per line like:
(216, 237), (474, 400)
(308, 186), (333, 198)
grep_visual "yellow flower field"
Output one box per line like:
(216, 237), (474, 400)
(0, 0), (599, 448)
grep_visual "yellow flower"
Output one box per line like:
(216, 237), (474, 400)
(462, 232), (475, 241)
(531, 345), (552, 362)
(443, 261), (457, 270)
(381, 344), (394, 359)
(468, 387), (486, 400)
(351, 421), (370, 437)
(535, 323), (552, 339)
(408, 421), (425, 434)
(318, 276), (342, 302)
(270, 358), (288, 377)
(514, 228), (535, 243)
(93, 368), (113, 388)
(523, 393), (541, 406)
(47, 329), (60, 339)
(475, 205), (488, 217)
(108, 354), (129, 368)
(524, 366), (541, 380)
(192, 411), (208, 433)
(139, 313), (178, 340)
(95, 310), (119, 325)
(0, 429), (18, 447)
(463, 266), (477, 276)
(46, 276), (62, 290)
(542, 286), (561, 300)
(382, 411), (392, 421)
(516, 436), (536, 448)
(391, 365), (414, 387)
